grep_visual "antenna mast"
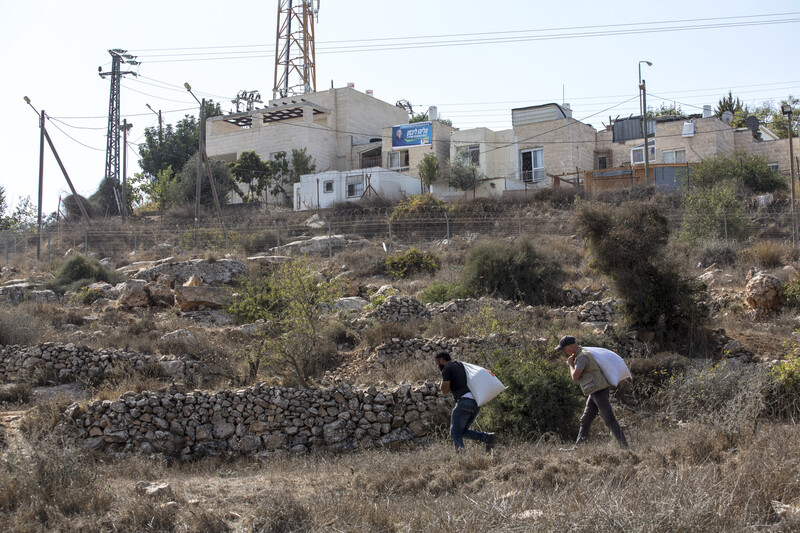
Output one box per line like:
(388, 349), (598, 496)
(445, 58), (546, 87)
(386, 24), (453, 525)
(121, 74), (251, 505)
(99, 49), (138, 218)
(273, 0), (320, 100)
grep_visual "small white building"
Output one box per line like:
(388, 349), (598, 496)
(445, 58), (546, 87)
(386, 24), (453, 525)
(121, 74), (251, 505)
(293, 167), (422, 211)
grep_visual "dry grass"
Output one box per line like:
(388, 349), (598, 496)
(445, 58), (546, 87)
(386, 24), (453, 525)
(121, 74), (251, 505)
(3, 421), (800, 532)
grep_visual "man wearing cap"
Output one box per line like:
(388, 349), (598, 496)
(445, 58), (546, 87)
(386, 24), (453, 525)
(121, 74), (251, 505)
(556, 335), (628, 448)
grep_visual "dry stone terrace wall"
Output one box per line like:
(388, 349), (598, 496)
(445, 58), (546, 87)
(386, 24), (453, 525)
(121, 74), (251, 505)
(372, 335), (526, 365)
(0, 343), (199, 384)
(68, 382), (447, 459)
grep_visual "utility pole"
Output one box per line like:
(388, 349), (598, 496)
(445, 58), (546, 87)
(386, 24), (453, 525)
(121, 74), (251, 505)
(99, 49), (139, 219)
(23, 97), (92, 229)
(185, 84), (226, 246)
(146, 103), (163, 145)
(784, 103), (797, 248)
(639, 61), (653, 187)
(274, 0), (320, 99)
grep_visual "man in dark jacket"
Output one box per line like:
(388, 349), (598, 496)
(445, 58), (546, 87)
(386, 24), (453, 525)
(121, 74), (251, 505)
(435, 351), (495, 452)
(557, 335), (628, 448)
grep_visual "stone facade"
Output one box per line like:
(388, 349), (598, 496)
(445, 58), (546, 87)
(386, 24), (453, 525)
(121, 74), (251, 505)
(0, 343), (199, 384)
(68, 381), (446, 459)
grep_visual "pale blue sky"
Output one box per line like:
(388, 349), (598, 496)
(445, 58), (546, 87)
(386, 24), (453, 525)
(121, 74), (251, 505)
(2, 0), (799, 213)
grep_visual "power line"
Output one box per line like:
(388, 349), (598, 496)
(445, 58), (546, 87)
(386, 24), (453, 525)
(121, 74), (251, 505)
(134, 14), (800, 63)
(45, 116), (105, 152)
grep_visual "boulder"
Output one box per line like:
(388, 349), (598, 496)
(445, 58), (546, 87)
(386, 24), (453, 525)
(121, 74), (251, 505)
(333, 297), (369, 311)
(145, 282), (175, 307)
(174, 285), (230, 312)
(116, 280), (151, 308)
(745, 273), (783, 312)
(272, 235), (348, 254)
(133, 259), (246, 286)
(28, 289), (58, 303)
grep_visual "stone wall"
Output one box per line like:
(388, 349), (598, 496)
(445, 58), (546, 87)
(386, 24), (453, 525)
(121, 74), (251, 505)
(68, 381), (447, 459)
(372, 335), (524, 365)
(0, 343), (198, 384)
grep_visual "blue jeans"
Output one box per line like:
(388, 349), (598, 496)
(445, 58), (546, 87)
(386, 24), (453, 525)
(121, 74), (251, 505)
(450, 397), (489, 450)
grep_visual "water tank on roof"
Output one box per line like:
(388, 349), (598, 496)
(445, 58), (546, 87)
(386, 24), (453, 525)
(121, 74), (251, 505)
(428, 106), (438, 121)
(703, 105), (712, 118)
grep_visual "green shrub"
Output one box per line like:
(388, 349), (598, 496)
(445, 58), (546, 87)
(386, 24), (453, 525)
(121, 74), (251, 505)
(768, 333), (800, 419)
(461, 238), (564, 305)
(419, 281), (471, 304)
(47, 255), (121, 293)
(389, 194), (447, 221)
(784, 275), (800, 310)
(481, 349), (583, 441)
(680, 184), (751, 243)
(578, 200), (708, 345)
(384, 248), (440, 279)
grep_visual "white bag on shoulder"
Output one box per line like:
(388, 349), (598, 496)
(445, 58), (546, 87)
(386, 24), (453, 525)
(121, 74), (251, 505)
(460, 362), (506, 406)
(584, 347), (632, 387)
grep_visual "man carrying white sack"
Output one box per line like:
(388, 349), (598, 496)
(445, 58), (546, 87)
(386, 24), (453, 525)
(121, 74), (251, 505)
(435, 351), (496, 453)
(556, 335), (629, 448)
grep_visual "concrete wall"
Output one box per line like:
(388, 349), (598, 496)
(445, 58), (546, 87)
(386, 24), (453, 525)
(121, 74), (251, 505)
(293, 168), (420, 211)
(514, 117), (596, 190)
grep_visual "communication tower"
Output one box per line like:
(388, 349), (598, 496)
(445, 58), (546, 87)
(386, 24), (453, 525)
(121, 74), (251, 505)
(273, 0), (320, 100)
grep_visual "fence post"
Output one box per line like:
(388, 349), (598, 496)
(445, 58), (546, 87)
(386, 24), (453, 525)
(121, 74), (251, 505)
(326, 217), (332, 258)
(14, 234), (17, 256)
(84, 230), (88, 256)
(518, 216), (522, 238)
(388, 217), (393, 253)
(444, 211), (450, 249)
(275, 220), (281, 251)
(4, 236), (8, 265)
(47, 232), (51, 263)
(133, 227), (137, 254)
(225, 227), (229, 249)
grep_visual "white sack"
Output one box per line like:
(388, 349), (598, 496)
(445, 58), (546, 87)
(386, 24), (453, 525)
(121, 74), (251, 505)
(461, 361), (506, 406)
(585, 347), (631, 387)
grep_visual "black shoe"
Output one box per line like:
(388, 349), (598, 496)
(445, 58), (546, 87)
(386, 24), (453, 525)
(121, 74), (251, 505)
(485, 433), (496, 452)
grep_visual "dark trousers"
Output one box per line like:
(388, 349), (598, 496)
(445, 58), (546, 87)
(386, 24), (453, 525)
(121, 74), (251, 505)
(450, 397), (490, 450)
(576, 387), (628, 447)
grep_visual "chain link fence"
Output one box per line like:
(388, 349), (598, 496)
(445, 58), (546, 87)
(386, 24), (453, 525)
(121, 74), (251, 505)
(1, 202), (797, 266)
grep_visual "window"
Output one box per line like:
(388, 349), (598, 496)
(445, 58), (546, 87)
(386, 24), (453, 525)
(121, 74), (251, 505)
(597, 155), (608, 170)
(323, 181), (334, 193)
(520, 148), (544, 182)
(457, 145), (480, 166)
(630, 142), (655, 165)
(389, 150), (409, 169)
(346, 178), (363, 198)
(663, 149), (686, 164)
(767, 163), (780, 172)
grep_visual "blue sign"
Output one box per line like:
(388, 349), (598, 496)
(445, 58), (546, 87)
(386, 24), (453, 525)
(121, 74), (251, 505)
(392, 122), (432, 147)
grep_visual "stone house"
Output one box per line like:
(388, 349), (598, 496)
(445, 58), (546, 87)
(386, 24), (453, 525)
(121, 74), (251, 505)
(205, 86), (409, 204)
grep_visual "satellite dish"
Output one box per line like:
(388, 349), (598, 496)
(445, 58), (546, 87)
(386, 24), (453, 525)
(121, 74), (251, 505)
(721, 111), (734, 125)
(745, 116), (760, 132)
